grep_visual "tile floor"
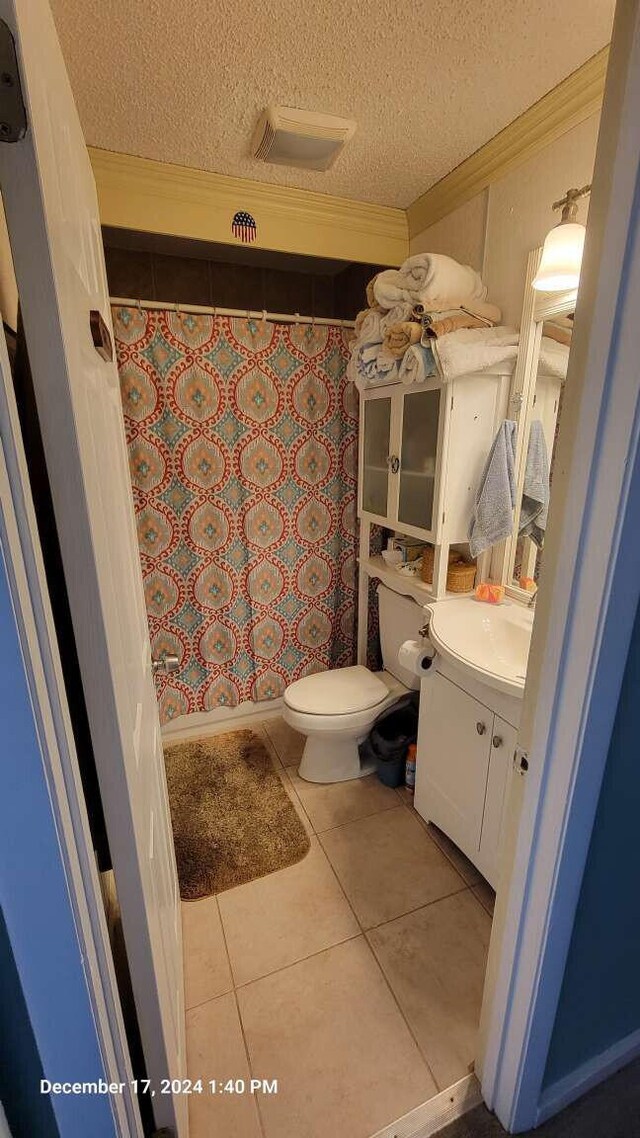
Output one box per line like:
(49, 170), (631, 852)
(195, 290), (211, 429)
(181, 716), (496, 1138)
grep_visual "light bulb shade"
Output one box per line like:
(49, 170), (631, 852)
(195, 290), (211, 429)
(532, 222), (586, 291)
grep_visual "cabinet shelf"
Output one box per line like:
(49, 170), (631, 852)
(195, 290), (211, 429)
(361, 556), (469, 605)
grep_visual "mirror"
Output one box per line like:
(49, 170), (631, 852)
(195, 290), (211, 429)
(492, 247), (575, 599)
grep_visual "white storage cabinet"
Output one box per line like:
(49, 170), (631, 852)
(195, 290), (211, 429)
(414, 666), (520, 888)
(358, 372), (511, 548)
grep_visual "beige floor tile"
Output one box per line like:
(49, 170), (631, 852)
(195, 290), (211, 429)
(288, 767), (399, 832)
(472, 877), (496, 916)
(182, 897), (233, 1010)
(237, 937), (436, 1138)
(218, 837), (359, 985)
(319, 806), (466, 929)
(395, 793), (482, 887)
(424, 823), (483, 886)
(263, 716), (305, 767)
(367, 891), (491, 1090)
(186, 992), (262, 1138)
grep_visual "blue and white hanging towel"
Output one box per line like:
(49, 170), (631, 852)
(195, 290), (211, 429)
(468, 421), (517, 557)
(519, 420), (550, 548)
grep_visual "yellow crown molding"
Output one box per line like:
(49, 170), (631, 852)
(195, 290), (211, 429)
(88, 148), (408, 266)
(407, 47), (609, 238)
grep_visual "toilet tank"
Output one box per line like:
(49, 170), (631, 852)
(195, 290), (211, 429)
(378, 583), (425, 689)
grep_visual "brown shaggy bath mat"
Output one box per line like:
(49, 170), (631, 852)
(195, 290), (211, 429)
(163, 729), (310, 900)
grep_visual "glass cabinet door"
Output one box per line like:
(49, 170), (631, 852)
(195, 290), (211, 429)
(397, 388), (441, 532)
(362, 396), (391, 518)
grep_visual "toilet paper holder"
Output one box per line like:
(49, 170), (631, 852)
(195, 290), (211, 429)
(419, 620), (430, 640)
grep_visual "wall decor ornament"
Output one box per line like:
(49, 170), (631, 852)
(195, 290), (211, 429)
(232, 210), (257, 243)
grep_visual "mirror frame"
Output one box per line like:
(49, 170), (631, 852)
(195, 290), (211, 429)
(488, 247), (577, 603)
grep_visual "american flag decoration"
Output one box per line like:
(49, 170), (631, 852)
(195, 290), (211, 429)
(232, 210), (257, 243)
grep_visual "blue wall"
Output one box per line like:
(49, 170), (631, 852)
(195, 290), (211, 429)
(0, 907), (59, 1137)
(0, 539), (117, 1138)
(544, 597), (640, 1085)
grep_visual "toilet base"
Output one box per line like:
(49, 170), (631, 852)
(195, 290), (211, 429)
(298, 734), (376, 784)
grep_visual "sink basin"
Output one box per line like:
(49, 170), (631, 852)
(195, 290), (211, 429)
(427, 597), (534, 697)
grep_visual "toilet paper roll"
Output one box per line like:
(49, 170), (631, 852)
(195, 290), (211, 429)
(398, 639), (436, 677)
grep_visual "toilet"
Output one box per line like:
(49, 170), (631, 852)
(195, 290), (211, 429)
(283, 584), (425, 783)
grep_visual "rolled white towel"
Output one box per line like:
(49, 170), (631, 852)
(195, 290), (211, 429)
(373, 270), (414, 308)
(398, 343), (437, 385)
(399, 252), (487, 306)
(354, 307), (384, 345)
(379, 302), (415, 334)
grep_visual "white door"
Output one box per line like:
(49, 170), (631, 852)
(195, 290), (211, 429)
(0, 2), (186, 1134)
(477, 717), (518, 889)
(414, 672), (492, 861)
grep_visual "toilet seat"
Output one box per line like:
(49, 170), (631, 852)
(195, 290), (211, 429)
(284, 665), (389, 716)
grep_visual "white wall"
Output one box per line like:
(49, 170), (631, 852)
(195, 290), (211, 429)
(409, 190), (488, 272)
(410, 113), (601, 326)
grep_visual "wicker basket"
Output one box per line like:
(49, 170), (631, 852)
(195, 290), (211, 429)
(446, 560), (477, 593)
(420, 546), (462, 584)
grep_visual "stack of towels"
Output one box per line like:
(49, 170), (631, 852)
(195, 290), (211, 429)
(347, 252), (503, 391)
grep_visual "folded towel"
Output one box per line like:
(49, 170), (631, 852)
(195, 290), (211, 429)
(542, 321), (572, 347)
(468, 421), (517, 557)
(398, 343), (437, 385)
(366, 275), (379, 309)
(398, 252), (488, 309)
(379, 302), (415, 334)
(383, 321), (422, 358)
(519, 420), (549, 548)
(431, 327), (520, 383)
(539, 337), (571, 379)
(373, 269), (414, 308)
(423, 312), (487, 340)
(347, 341), (399, 392)
(354, 307), (384, 345)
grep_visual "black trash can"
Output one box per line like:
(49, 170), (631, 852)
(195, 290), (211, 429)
(364, 692), (420, 788)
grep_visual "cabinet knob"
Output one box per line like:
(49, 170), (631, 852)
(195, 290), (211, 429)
(492, 735), (503, 748)
(387, 454), (400, 474)
(476, 721), (487, 735)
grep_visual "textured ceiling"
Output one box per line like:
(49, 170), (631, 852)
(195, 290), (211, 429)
(50, 0), (614, 208)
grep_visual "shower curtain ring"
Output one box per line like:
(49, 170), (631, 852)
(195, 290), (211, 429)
(261, 309), (268, 326)
(174, 301), (181, 316)
(135, 298), (142, 312)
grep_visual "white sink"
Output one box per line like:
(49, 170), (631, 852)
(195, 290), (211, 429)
(427, 597), (534, 697)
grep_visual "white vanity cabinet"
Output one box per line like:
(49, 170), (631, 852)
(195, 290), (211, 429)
(358, 371), (511, 546)
(414, 666), (520, 888)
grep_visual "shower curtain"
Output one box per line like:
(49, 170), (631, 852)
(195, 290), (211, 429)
(113, 306), (358, 724)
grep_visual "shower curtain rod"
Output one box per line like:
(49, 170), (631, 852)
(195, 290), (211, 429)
(110, 296), (356, 329)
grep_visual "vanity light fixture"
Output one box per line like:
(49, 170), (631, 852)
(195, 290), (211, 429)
(532, 184), (592, 291)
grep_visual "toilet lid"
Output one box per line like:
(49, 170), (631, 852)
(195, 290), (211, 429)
(284, 666), (389, 715)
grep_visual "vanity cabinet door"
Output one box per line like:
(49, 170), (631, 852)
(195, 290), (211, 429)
(360, 392), (393, 521)
(414, 673), (492, 864)
(477, 716), (518, 888)
(397, 386), (441, 538)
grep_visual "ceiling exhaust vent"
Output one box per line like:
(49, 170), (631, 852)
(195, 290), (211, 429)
(252, 105), (356, 171)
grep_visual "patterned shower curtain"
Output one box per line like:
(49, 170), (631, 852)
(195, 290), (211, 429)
(113, 306), (358, 724)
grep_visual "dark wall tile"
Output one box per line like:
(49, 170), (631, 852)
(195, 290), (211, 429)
(335, 263), (384, 319)
(152, 253), (210, 306)
(264, 268), (313, 317)
(210, 261), (265, 310)
(105, 247), (154, 300)
(312, 275), (335, 319)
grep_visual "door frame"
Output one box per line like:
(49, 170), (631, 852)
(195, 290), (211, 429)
(0, 322), (143, 1136)
(477, 0), (640, 1128)
(3, 1), (640, 1136)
